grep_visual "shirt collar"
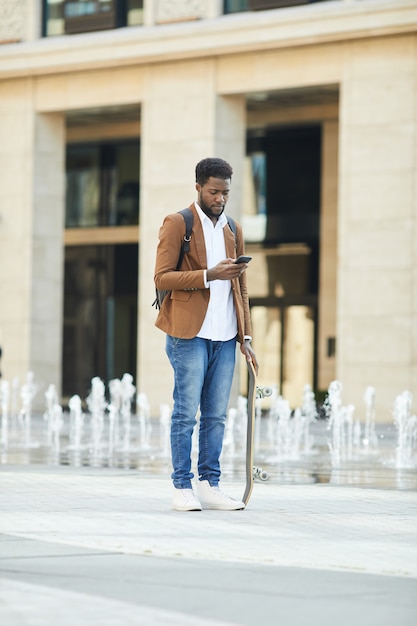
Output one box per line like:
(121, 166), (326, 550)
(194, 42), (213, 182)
(195, 202), (227, 228)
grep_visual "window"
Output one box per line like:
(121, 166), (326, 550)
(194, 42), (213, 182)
(224, 0), (327, 13)
(43, 0), (143, 37)
(66, 140), (140, 228)
(224, 0), (248, 13)
(246, 125), (321, 246)
(244, 125), (322, 404)
(63, 244), (138, 397)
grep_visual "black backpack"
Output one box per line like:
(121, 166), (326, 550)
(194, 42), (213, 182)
(152, 208), (237, 310)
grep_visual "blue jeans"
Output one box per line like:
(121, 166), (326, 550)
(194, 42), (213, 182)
(165, 335), (237, 489)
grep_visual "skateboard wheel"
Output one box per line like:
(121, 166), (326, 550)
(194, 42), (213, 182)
(256, 386), (273, 398)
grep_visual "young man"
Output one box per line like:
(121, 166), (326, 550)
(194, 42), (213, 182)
(154, 157), (258, 511)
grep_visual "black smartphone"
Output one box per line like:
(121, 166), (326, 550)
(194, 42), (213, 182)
(234, 255), (252, 264)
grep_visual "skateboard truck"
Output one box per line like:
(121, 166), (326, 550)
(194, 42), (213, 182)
(253, 466), (269, 481)
(256, 385), (273, 399)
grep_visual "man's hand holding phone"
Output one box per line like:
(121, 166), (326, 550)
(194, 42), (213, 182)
(234, 255), (252, 264)
(207, 256), (252, 282)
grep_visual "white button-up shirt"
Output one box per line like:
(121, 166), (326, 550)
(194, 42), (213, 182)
(195, 203), (237, 341)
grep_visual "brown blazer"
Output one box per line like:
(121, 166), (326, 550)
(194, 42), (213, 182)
(154, 203), (252, 343)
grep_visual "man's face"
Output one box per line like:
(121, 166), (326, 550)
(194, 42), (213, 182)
(196, 177), (231, 221)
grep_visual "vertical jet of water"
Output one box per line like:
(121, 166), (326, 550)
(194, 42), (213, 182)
(406, 415), (417, 466)
(44, 384), (58, 447)
(68, 394), (84, 450)
(51, 404), (63, 457)
(393, 390), (416, 468)
(108, 379), (122, 455)
(137, 391), (151, 451)
(86, 377), (107, 459)
(274, 396), (292, 461)
(301, 384), (317, 454)
(291, 408), (304, 460)
(324, 380), (343, 467)
(363, 386), (377, 450)
(1, 380), (9, 449)
(344, 404), (355, 460)
(120, 373), (136, 452)
(10, 377), (19, 441)
(19, 372), (37, 448)
(353, 418), (362, 454)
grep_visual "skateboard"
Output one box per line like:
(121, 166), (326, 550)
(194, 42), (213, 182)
(242, 359), (272, 505)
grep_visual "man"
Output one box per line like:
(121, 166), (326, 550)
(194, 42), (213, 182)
(154, 157), (258, 511)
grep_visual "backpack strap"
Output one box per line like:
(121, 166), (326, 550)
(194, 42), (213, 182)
(175, 209), (236, 269)
(175, 207), (193, 269)
(226, 215), (237, 239)
(178, 208), (193, 253)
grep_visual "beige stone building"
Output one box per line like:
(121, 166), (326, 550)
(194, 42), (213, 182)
(0, 0), (416, 422)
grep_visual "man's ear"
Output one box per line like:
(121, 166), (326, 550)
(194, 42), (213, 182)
(195, 183), (201, 193)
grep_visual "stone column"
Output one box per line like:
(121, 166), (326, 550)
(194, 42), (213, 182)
(0, 79), (65, 406)
(0, 79), (33, 384)
(337, 35), (417, 420)
(137, 59), (245, 413)
(31, 113), (66, 400)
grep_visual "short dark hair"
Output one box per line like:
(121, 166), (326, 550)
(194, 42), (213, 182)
(195, 158), (233, 186)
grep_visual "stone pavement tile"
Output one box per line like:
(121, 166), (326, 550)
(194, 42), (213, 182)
(0, 468), (416, 577)
(1, 538), (417, 626)
(0, 534), (108, 559)
(0, 579), (238, 626)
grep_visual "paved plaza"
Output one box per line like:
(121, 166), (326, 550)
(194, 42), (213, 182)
(0, 462), (416, 626)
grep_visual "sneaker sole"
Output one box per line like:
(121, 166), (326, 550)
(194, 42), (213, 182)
(199, 503), (245, 511)
(171, 505), (202, 512)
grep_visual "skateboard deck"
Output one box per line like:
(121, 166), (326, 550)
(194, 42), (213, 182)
(243, 359), (257, 505)
(242, 360), (272, 505)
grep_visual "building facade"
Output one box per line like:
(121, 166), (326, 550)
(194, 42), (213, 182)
(0, 0), (416, 421)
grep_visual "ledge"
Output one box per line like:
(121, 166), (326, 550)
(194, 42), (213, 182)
(0, 0), (416, 78)
(64, 226), (139, 246)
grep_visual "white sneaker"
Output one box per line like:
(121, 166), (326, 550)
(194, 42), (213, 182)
(171, 488), (202, 511)
(197, 480), (245, 511)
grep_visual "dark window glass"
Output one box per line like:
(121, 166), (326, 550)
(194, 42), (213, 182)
(224, 0), (248, 13)
(65, 140), (140, 228)
(246, 125), (321, 295)
(247, 125), (321, 246)
(224, 0), (327, 12)
(64, 0), (116, 34)
(43, 0), (143, 37)
(66, 145), (100, 227)
(62, 244), (138, 398)
(248, 0), (310, 9)
(264, 126), (321, 246)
